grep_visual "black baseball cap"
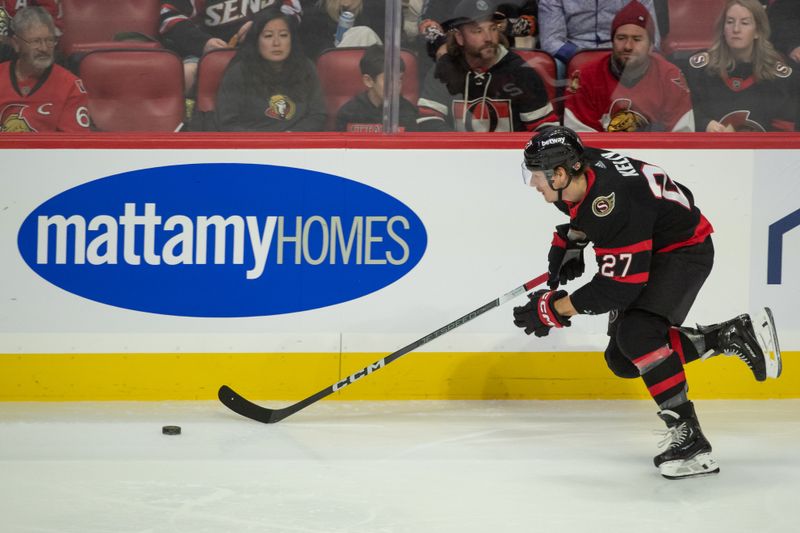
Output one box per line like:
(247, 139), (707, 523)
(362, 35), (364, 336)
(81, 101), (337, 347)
(444, 0), (504, 28)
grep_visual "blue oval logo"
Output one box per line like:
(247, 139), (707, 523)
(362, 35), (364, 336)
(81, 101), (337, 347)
(18, 163), (428, 317)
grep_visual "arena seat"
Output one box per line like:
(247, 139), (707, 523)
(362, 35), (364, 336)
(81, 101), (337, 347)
(512, 48), (560, 117)
(512, 49), (558, 102)
(60, 0), (161, 56)
(79, 49), (185, 132)
(192, 48), (237, 131)
(316, 48), (419, 131)
(661, 0), (727, 58)
(566, 49), (612, 78)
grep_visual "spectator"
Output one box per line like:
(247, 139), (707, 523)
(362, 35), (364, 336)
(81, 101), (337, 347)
(564, 0), (693, 132)
(215, 8), (326, 132)
(685, 0), (796, 132)
(0, 7), (90, 132)
(767, 0), (800, 65)
(538, 0), (661, 75)
(335, 44), (418, 133)
(417, 0), (558, 132)
(299, 0), (385, 61)
(418, 0), (538, 63)
(1, 0), (60, 62)
(159, 0), (302, 93)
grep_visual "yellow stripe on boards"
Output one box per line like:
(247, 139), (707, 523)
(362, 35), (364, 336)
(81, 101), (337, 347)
(0, 352), (796, 401)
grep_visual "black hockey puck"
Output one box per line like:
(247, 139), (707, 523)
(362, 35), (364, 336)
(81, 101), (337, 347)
(162, 425), (181, 435)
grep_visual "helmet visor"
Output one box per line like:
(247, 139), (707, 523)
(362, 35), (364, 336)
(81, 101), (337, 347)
(521, 161), (534, 186)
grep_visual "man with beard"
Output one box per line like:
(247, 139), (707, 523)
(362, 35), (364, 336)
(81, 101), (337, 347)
(0, 7), (90, 132)
(416, 0), (558, 132)
(563, 0), (694, 132)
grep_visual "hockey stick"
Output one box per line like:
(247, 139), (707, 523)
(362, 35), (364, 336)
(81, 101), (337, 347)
(218, 272), (549, 424)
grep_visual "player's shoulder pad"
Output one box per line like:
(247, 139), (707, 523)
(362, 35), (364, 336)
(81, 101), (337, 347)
(688, 52), (709, 69)
(775, 61), (793, 79)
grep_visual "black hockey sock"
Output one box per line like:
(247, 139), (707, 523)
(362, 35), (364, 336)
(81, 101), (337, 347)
(636, 347), (688, 408)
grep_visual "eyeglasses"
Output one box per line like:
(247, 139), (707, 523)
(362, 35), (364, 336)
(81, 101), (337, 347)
(15, 35), (58, 48)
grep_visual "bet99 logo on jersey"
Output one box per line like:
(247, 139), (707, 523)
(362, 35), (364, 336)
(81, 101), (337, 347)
(17, 163), (428, 317)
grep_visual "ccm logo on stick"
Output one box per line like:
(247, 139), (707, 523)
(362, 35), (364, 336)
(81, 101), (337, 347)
(333, 359), (386, 391)
(17, 163), (428, 317)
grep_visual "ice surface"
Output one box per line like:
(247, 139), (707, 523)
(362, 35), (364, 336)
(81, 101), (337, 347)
(1, 400), (798, 533)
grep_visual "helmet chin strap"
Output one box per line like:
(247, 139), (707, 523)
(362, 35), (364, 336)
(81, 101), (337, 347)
(545, 168), (573, 202)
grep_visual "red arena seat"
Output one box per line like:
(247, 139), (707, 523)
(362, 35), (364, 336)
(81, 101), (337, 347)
(60, 0), (161, 56)
(661, 0), (727, 58)
(512, 49), (558, 102)
(316, 48), (419, 131)
(79, 49), (185, 132)
(191, 48), (237, 131)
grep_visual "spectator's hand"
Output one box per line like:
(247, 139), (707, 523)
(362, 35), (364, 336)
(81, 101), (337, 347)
(204, 38), (228, 53)
(418, 19), (443, 37)
(510, 15), (536, 37)
(790, 46), (800, 64)
(706, 120), (735, 133)
(233, 21), (253, 46)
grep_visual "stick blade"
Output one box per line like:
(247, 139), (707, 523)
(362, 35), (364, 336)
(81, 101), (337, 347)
(218, 385), (280, 424)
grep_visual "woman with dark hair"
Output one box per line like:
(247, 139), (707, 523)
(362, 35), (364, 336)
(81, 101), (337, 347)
(216, 8), (326, 132)
(685, 0), (796, 132)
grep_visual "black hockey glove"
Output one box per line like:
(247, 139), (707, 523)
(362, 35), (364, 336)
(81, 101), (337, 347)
(547, 224), (588, 290)
(513, 289), (571, 337)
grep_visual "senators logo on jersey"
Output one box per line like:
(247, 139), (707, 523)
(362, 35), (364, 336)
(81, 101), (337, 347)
(0, 7), (9, 37)
(604, 99), (649, 132)
(1, 104), (35, 132)
(452, 98), (513, 132)
(719, 110), (766, 132)
(265, 94), (296, 120)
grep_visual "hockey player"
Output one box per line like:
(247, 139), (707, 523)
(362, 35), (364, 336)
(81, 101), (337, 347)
(0, 7), (89, 133)
(416, 0), (558, 133)
(513, 125), (782, 479)
(563, 0), (694, 132)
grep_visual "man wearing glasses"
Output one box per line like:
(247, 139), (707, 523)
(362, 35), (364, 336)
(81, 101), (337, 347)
(0, 7), (90, 132)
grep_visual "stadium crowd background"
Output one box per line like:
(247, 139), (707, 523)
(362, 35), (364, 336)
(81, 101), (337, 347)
(0, 0), (797, 133)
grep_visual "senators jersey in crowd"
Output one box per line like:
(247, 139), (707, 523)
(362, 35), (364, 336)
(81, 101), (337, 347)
(562, 148), (713, 315)
(686, 52), (797, 132)
(564, 52), (694, 132)
(417, 47), (558, 132)
(0, 1), (61, 38)
(0, 61), (90, 132)
(159, 0), (301, 58)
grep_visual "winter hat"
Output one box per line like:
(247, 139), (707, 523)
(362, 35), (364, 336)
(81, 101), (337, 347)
(611, 0), (655, 42)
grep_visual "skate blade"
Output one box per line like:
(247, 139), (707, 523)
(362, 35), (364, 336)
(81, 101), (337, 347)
(755, 307), (782, 379)
(659, 453), (720, 480)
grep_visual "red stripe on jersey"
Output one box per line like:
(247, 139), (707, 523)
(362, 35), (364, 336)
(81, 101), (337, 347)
(611, 271), (649, 284)
(594, 239), (653, 255)
(772, 119), (795, 132)
(657, 214), (713, 253)
(632, 345), (671, 369)
(648, 371), (686, 397)
(668, 327), (686, 364)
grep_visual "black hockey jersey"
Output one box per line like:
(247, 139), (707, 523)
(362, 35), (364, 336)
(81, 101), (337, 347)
(685, 52), (797, 132)
(159, 0), (301, 58)
(565, 148), (713, 315)
(417, 47), (558, 132)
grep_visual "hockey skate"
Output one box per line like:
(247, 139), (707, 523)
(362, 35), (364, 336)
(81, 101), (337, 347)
(653, 402), (719, 480)
(699, 308), (782, 381)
